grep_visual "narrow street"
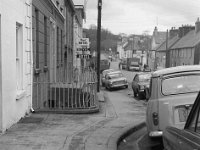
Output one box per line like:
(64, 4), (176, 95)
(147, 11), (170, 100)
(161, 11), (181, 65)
(108, 60), (164, 150)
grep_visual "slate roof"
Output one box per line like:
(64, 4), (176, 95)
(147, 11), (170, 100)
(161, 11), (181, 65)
(156, 35), (180, 52)
(171, 30), (200, 49)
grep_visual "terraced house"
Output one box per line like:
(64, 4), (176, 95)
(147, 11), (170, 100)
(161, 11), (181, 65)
(0, 0), (32, 132)
(0, 0), (98, 132)
(170, 19), (200, 67)
(155, 18), (200, 69)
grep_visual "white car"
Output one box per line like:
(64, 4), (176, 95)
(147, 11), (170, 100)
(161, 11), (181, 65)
(146, 65), (200, 138)
(104, 71), (128, 90)
(101, 69), (114, 86)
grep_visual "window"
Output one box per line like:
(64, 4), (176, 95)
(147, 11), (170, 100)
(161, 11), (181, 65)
(57, 26), (59, 65)
(35, 9), (39, 68)
(16, 23), (23, 90)
(44, 16), (47, 66)
(60, 29), (63, 64)
(162, 75), (200, 95)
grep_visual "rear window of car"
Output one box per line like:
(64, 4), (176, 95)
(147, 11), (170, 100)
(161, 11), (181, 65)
(162, 75), (200, 95)
(139, 74), (151, 82)
(130, 62), (139, 66)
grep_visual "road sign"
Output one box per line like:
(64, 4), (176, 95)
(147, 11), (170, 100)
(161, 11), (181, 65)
(78, 38), (90, 47)
(76, 54), (91, 59)
(77, 48), (90, 51)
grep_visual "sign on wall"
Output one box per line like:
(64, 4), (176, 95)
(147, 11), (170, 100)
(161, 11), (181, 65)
(77, 38), (91, 59)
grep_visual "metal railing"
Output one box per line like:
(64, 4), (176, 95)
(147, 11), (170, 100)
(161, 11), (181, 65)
(32, 66), (98, 112)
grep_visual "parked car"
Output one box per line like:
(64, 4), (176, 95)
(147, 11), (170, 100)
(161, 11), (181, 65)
(132, 72), (152, 99)
(121, 59), (127, 69)
(104, 71), (128, 90)
(128, 61), (140, 71)
(163, 91), (200, 150)
(146, 65), (200, 138)
(101, 69), (114, 87)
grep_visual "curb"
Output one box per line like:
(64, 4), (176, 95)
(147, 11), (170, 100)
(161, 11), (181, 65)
(107, 122), (146, 150)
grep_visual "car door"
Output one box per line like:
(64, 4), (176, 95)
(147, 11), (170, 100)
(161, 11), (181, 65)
(163, 127), (181, 150)
(178, 92), (200, 150)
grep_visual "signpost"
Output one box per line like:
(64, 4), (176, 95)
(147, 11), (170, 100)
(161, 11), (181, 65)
(77, 38), (91, 59)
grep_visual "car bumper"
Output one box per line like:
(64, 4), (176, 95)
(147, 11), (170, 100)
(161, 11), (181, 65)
(129, 67), (140, 70)
(109, 83), (128, 88)
(149, 131), (163, 137)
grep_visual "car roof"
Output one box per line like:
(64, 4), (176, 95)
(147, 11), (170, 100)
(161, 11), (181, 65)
(102, 69), (114, 73)
(107, 71), (122, 75)
(152, 65), (200, 77)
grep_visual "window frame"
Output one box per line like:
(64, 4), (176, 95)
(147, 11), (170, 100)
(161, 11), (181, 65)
(16, 22), (23, 91)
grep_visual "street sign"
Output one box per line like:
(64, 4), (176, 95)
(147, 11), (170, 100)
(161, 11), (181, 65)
(76, 54), (91, 59)
(78, 38), (90, 47)
(77, 48), (90, 51)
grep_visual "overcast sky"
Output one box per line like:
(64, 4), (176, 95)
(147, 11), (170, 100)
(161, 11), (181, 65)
(73, 0), (200, 35)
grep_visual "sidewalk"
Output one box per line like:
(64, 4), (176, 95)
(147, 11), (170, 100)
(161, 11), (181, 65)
(0, 91), (145, 150)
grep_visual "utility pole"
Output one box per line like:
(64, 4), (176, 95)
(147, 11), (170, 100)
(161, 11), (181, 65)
(97, 0), (102, 92)
(165, 30), (169, 68)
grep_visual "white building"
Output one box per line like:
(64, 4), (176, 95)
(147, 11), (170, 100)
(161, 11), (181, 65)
(0, 0), (32, 132)
(73, 5), (86, 69)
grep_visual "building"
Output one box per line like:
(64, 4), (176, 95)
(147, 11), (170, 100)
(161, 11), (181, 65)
(170, 21), (200, 67)
(32, 0), (65, 110)
(148, 27), (166, 70)
(0, 0), (32, 132)
(155, 27), (179, 69)
(123, 35), (151, 66)
(65, 0), (75, 81)
(73, 4), (86, 70)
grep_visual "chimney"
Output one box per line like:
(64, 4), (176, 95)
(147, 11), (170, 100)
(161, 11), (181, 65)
(195, 17), (200, 33)
(178, 25), (195, 38)
(153, 26), (158, 36)
(169, 27), (178, 39)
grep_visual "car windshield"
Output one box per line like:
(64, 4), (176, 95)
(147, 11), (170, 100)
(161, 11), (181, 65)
(162, 75), (200, 95)
(139, 74), (151, 82)
(102, 69), (114, 76)
(108, 73), (123, 79)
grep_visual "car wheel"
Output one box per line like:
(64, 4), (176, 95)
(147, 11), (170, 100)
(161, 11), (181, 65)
(102, 82), (105, 87)
(133, 90), (137, 97)
(145, 89), (150, 101)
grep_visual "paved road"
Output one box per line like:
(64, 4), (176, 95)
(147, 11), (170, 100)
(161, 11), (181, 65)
(110, 60), (163, 150)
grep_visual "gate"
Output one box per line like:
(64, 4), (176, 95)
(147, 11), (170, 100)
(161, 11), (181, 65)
(32, 67), (99, 113)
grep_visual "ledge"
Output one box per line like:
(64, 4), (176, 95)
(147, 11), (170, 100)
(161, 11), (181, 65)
(16, 90), (26, 100)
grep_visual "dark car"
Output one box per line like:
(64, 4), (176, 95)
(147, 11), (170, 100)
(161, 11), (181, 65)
(121, 59), (127, 69)
(163, 91), (200, 150)
(132, 72), (151, 99)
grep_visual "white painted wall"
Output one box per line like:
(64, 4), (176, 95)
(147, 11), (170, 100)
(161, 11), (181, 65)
(0, 0), (32, 132)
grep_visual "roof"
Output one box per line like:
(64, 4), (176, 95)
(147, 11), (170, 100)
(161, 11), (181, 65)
(171, 30), (200, 49)
(156, 35), (180, 52)
(152, 65), (200, 77)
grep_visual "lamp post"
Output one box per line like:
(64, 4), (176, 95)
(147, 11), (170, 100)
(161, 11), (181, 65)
(97, 0), (102, 92)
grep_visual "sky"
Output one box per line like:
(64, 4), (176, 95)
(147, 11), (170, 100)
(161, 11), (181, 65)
(73, 0), (200, 35)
